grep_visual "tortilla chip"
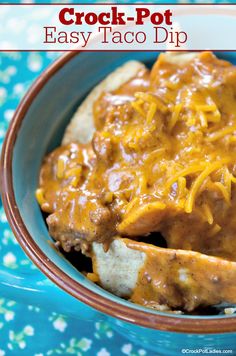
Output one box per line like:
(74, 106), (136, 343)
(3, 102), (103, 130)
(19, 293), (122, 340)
(62, 60), (146, 145)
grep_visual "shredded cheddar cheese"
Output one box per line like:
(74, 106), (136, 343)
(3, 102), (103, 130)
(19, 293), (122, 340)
(135, 92), (167, 113)
(138, 174), (147, 194)
(185, 159), (231, 213)
(56, 155), (67, 179)
(168, 103), (182, 132)
(131, 100), (145, 117)
(166, 163), (208, 192)
(208, 224), (222, 237)
(144, 148), (166, 163)
(64, 166), (82, 179)
(35, 188), (46, 206)
(231, 174), (236, 184)
(146, 102), (157, 124)
(202, 203), (214, 225)
(207, 125), (236, 142)
(177, 176), (186, 199)
(214, 182), (231, 204)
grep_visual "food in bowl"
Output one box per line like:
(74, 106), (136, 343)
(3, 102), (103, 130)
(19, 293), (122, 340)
(36, 51), (236, 313)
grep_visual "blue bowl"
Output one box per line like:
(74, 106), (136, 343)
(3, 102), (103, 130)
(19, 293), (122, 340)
(1, 51), (236, 355)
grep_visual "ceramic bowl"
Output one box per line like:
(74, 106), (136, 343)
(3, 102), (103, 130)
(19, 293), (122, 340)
(1, 51), (236, 355)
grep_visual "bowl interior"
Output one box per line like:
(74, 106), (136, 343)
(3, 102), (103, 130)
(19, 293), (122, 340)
(12, 51), (236, 318)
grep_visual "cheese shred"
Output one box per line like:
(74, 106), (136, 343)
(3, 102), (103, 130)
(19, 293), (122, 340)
(135, 92), (167, 113)
(168, 104), (182, 132)
(166, 163), (207, 191)
(202, 203), (214, 225)
(214, 182), (231, 204)
(56, 156), (67, 179)
(178, 177), (186, 198)
(131, 100), (146, 117)
(185, 159), (231, 213)
(209, 224), (221, 237)
(35, 188), (46, 206)
(207, 125), (236, 142)
(147, 102), (157, 124)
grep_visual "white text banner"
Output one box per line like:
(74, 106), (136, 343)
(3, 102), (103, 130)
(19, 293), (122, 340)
(0, 4), (235, 50)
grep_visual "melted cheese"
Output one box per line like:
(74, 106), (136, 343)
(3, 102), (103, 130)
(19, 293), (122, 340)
(37, 52), (236, 310)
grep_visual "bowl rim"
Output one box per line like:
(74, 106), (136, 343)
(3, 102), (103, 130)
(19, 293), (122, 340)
(1, 51), (236, 334)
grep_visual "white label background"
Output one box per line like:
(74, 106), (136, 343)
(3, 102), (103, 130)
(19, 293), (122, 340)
(0, 4), (235, 51)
